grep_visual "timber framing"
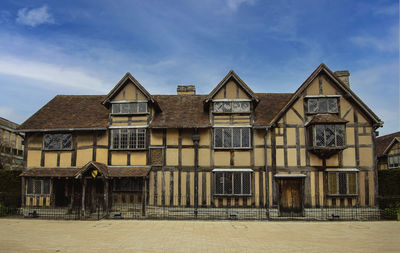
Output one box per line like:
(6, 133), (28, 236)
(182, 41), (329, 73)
(17, 63), (382, 216)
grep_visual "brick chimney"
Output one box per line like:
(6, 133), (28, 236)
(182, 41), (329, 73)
(334, 70), (350, 87)
(177, 85), (196, 95)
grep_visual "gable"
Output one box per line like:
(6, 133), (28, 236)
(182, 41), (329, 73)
(111, 80), (148, 102)
(213, 78), (252, 100)
(102, 72), (160, 110)
(205, 70), (258, 103)
(270, 63), (382, 127)
(384, 138), (400, 156)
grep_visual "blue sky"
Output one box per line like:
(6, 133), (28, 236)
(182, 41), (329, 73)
(0, 0), (398, 135)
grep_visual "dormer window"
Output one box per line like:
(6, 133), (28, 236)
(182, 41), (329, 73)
(306, 96), (339, 114)
(213, 101), (250, 113)
(111, 102), (147, 114)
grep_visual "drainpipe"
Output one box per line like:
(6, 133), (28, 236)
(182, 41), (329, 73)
(265, 126), (271, 219)
(192, 128), (200, 218)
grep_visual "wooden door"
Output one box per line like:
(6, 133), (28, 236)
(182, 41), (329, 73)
(278, 179), (303, 216)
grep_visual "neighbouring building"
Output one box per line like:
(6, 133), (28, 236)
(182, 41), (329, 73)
(0, 117), (24, 170)
(18, 63), (383, 219)
(376, 131), (400, 170)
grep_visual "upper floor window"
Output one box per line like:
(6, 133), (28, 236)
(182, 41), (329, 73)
(307, 97), (338, 114)
(111, 128), (146, 150)
(214, 101), (250, 113)
(214, 127), (251, 148)
(308, 124), (345, 147)
(388, 154), (400, 169)
(43, 134), (72, 150)
(112, 102), (147, 114)
(328, 172), (357, 195)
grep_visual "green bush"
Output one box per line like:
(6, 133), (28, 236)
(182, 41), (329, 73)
(378, 169), (400, 196)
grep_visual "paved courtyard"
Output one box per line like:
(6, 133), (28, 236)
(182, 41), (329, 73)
(0, 219), (399, 253)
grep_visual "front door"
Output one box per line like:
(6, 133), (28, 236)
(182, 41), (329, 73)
(85, 178), (104, 213)
(278, 178), (303, 216)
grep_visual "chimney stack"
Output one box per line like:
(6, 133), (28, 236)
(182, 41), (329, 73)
(334, 70), (350, 87)
(177, 85), (196, 95)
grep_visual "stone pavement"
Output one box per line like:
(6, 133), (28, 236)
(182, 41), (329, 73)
(0, 219), (399, 253)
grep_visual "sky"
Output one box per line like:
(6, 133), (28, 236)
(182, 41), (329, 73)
(0, 0), (398, 135)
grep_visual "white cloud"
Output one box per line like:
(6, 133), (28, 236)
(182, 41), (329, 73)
(226, 0), (256, 11)
(0, 57), (108, 93)
(16, 5), (54, 27)
(350, 26), (398, 52)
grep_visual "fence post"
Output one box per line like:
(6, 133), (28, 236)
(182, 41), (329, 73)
(193, 130), (200, 218)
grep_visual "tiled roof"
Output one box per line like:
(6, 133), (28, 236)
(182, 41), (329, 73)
(20, 165), (151, 178)
(20, 167), (79, 177)
(151, 95), (210, 128)
(376, 131), (400, 158)
(17, 93), (297, 130)
(18, 95), (109, 131)
(253, 93), (293, 126)
(305, 114), (348, 126)
(0, 117), (19, 130)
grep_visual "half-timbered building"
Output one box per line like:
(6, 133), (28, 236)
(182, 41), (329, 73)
(18, 63), (382, 219)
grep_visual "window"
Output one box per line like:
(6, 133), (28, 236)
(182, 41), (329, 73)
(307, 98), (338, 114)
(388, 154), (400, 169)
(309, 124), (345, 147)
(214, 101), (250, 113)
(11, 135), (16, 148)
(328, 172), (357, 195)
(214, 128), (251, 148)
(43, 134), (72, 150)
(113, 178), (143, 192)
(26, 179), (50, 195)
(111, 128), (146, 149)
(215, 171), (251, 196)
(112, 102), (147, 114)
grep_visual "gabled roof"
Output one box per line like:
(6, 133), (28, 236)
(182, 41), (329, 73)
(102, 72), (160, 110)
(74, 161), (109, 179)
(376, 131), (400, 157)
(270, 63), (383, 128)
(150, 95), (210, 128)
(205, 70), (259, 103)
(253, 93), (293, 127)
(18, 95), (109, 131)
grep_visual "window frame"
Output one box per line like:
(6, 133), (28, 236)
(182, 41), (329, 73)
(43, 133), (73, 151)
(327, 172), (358, 196)
(309, 124), (346, 148)
(305, 96), (339, 114)
(213, 170), (252, 196)
(110, 128), (147, 150)
(388, 154), (400, 169)
(213, 100), (251, 114)
(214, 127), (251, 149)
(110, 101), (148, 115)
(26, 178), (51, 196)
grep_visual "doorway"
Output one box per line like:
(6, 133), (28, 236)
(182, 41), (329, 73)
(278, 178), (303, 217)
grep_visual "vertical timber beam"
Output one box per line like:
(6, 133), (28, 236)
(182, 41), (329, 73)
(193, 129), (200, 216)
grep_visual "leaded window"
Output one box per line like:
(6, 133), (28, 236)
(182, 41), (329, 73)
(328, 172), (357, 195)
(214, 171), (251, 196)
(111, 102), (147, 114)
(307, 98), (338, 113)
(111, 128), (146, 149)
(113, 178), (143, 192)
(214, 128), (251, 148)
(214, 101), (250, 113)
(43, 134), (72, 150)
(388, 154), (400, 169)
(310, 124), (345, 147)
(26, 179), (51, 195)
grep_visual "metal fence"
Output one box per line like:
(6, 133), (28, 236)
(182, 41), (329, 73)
(1, 193), (384, 221)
